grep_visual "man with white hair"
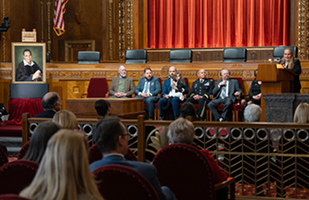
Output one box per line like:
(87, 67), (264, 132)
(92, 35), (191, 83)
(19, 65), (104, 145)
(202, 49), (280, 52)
(243, 104), (262, 122)
(108, 65), (135, 98)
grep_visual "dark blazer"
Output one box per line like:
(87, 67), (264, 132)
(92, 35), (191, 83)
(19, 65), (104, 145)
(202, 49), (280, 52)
(108, 76), (135, 96)
(280, 58), (302, 93)
(16, 61), (42, 81)
(162, 78), (189, 96)
(135, 77), (161, 96)
(33, 110), (56, 118)
(90, 154), (168, 200)
(212, 79), (242, 103)
(189, 79), (214, 100)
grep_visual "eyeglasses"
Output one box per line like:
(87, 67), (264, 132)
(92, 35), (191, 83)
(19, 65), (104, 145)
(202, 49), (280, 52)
(122, 133), (130, 139)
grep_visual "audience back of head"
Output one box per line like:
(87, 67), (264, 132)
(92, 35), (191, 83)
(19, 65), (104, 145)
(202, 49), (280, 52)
(42, 92), (60, 110)
(23, 121), (60, 163)
(180, 102), (197, 121)
(293, 102), (309, 123)
(52, 110), (78, 129)
(168, 117), (195, 144)
(243, 104), (262, 122)
(20, 129), (103, 200)
(95, 99), (111, 118)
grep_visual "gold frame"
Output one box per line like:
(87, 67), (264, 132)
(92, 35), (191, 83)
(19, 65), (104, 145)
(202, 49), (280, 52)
(12, 42), (46, 83)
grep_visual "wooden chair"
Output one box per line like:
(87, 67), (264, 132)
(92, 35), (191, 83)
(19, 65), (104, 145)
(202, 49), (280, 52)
(0, 160), (39, 195)
(17, 140), (30, 160)
(0, 146), (8, 168)
(153, 143), (235, 200)
(93, 165), (159, 200)
(0, 194), (31, 200)
(81, 78), (109, 98)
(88, 144), (137, 164)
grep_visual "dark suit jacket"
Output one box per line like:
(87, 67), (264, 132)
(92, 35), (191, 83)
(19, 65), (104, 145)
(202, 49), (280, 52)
(90, 154), (167, 200)
(33, 110), (56, 118)
(108, 76), (135, 96)
(162, 78), (189, 96)
(135, 77), (161, 96)
(280, 58), (302, 93)
(16, 61), (42, 81)
(212, 79), (242, 103)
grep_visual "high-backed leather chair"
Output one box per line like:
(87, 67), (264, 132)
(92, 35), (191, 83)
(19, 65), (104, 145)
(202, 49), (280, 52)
(81, 78), (108, 98)
(0, 160), (39, 195)
(170, 50), (192, 63)
(93, 165), (159, 200)
(17, 140), (30, 160)
(273, 46), (298, 61)
(153, 143), (235, 200)
(125, 50), (147, 63)
(77, 51), (100, 63)
(46, 52), (50, 63)
(223, 48), (246, 62)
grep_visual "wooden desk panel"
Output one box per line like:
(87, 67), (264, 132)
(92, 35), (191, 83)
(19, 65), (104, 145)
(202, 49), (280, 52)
(66, 98), (144, 119)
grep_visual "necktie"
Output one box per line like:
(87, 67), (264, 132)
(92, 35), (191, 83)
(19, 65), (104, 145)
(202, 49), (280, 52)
(200, 79), (203, 83)
(144, 81), (149, 94)
(221, 84), (226, 99)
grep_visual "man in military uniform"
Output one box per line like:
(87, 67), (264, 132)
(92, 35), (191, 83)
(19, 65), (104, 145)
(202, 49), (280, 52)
(186, 69), (214, 120)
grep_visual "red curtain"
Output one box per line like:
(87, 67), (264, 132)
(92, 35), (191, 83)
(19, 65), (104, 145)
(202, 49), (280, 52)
(148, 0), (290, 48)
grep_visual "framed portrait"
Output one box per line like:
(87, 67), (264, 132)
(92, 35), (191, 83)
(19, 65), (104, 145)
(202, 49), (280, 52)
(12, 42), (46, 83)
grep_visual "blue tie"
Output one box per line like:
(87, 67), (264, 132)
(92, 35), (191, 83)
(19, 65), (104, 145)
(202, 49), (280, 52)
(221, 85), (226, 99)
(144, 81), (149, 94)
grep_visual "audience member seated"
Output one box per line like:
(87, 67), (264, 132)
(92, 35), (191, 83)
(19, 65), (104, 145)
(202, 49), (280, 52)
(208, 69), (242, 121)
(186, 69), (214, 121)
(243, 104), (262, 122)
(293, 103), (309, 123)
(20, 129), (103, 200)
(95, 100), (111, 119)
(159, 66), (188, 120)
(165, 117), (228, 200)
(179, 102), (197, 121)
(52, 110), (78, 129)
(108, 65), (135, 98)
(279, 48), (302, 93)
(22, 121), (60, 163)
(33, 92), (62, 118)
(241, 69), (261, 108)
(90, 117), (177, 200)
(134, 68), (161, 120)
(0, 144), (7, 155)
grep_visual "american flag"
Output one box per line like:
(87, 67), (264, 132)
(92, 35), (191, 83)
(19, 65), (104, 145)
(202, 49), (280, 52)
(53, 0), (68, 36)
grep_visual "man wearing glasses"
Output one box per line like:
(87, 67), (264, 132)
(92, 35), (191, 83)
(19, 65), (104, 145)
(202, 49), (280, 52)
(90, 117), (177, 200)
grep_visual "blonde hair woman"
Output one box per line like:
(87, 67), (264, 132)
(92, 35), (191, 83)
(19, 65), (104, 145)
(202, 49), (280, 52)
(279, 48), (302, 93)
(52, 110), (78, 129)
(293, 103), (309, 123)
(20, 130), (104, 200)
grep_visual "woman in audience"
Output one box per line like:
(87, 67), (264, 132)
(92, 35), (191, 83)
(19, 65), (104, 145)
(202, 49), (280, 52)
(23, 121), (60, 163)
(20, 129), (104, 200)
(293, 103), (309, 123)
(52, 110), (78, 129)
(166, 117), (228, 200)
(279, 48), (302, 93)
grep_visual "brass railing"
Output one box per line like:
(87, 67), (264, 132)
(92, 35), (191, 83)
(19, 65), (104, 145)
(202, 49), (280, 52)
(22, 113), (309, 199)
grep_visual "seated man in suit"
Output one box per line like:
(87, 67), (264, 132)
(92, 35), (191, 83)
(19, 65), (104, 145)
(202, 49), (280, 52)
(108, 65), (135, 98)
(33, 92), (62, 118)
(90, 117), (178, 200)
(186, 69), (214, 121)
(159, 66), (188, 120)
(208, 69), (242, 121)
(134, 68), (161, 120)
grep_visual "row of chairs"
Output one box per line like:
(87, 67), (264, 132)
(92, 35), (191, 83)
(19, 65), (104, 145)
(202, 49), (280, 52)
(0, 144), (234, 200)
(75, 46), (298, 64)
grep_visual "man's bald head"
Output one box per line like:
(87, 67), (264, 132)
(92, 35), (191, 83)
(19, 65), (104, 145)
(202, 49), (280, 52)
(41, 92), (61, 111)
(169, 66), (176, 77)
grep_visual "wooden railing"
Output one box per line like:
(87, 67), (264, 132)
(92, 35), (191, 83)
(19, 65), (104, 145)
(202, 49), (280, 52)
(22, 113), (309, 199)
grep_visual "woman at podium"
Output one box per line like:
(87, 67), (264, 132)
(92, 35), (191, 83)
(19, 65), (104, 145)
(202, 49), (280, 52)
(279, 48), (302, 93)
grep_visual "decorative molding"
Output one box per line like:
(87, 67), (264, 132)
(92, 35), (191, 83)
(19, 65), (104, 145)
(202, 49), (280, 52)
(2, 0), (5, 62)
(64, 40), (95, 61)
(297, 0), (308, 59)
(40, 0), (44, 42)
(119, 0), (124, 60)
(126, 0), (134, 50)
(47, 0), (52, 54)
(108, 0), (113, 60)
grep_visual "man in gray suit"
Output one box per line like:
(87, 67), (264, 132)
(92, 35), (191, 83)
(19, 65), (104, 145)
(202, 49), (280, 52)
(135, 68), (161, 120)
(208, 68), (242, 121)
(108, 65), (135, 98)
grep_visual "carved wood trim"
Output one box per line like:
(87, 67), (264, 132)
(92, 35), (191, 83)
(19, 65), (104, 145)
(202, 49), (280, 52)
(64, 40), (95, 62)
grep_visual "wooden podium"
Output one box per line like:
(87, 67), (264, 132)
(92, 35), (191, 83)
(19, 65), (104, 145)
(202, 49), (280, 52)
(66, 98), (145, 119)
(257, 64), (296, 121)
